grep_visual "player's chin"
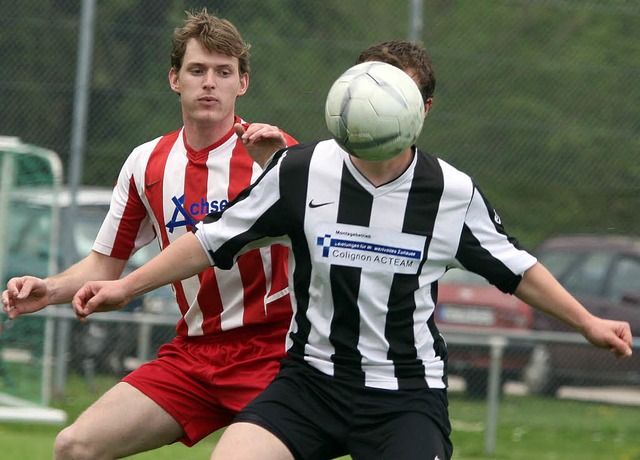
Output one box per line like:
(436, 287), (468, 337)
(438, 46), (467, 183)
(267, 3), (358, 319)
(191, 107), (224, 122)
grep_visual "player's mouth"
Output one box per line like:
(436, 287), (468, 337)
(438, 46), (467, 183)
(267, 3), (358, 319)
(198, 96), (219, 106)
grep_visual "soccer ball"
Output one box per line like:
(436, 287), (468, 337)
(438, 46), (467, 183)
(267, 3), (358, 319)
(324, 61), (425, 162)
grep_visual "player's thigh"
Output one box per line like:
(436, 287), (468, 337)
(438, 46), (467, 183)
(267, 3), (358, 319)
(211, 422), (294, 460)
(59, 382), (183, 455)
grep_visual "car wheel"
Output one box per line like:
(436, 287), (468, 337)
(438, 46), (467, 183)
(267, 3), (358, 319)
(523, 344), (560, 396)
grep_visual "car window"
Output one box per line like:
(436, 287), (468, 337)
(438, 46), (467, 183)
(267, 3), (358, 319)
(7, 197), (159, 276)
(537, 250), (582, 279)
(606, 257), (640, 302)
(560, 251), (612, 297)
(73, 208), (109, 256)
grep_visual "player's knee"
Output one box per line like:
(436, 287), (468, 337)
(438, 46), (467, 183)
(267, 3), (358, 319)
(54, 424), (105, 460)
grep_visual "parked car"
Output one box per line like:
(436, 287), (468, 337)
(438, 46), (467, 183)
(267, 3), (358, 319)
(436, 268), (535, 397)
(523, 234), (640, 396)
(1, 186), (176, 376)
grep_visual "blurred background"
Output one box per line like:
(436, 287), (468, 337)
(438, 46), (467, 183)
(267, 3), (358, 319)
(1, 0), (639, 457)
(2, 0), (639, 245)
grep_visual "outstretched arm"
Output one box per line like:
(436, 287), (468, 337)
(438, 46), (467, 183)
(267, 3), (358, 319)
(72, 232), (210, 322)
(2, 251), (126, 319)
(515, 262), (633, 358)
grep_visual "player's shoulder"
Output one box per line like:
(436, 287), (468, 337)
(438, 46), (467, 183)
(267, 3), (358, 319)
(278, 139), (336, 167)
(130, 129), (181, 155)
(416, 148), (470, 177)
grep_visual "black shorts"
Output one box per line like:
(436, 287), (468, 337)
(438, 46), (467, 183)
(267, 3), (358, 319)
(234, 359), (453, 460)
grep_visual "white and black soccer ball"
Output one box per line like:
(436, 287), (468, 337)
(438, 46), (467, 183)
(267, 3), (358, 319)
(324, 61), (425, 162)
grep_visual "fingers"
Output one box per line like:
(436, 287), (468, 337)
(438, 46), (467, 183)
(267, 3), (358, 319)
(72, 285), (95, 323)
(3, 278), (31, 319)
(613, 322), (633, 358)
(2, 289), (15, 318)
(237, 123), (286, 147)
(233, 122), (246, 138)
(6, 276), (33, 300)
(603, 321), (633, 358)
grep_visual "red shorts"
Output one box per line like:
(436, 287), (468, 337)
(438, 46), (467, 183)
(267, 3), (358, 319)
(121, 322), (288, 446)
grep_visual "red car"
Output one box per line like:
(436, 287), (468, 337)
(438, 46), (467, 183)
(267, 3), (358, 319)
(436, 269), (534, 398)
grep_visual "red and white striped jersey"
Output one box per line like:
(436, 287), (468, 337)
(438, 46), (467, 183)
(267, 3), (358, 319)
(93, 118), (295, 336)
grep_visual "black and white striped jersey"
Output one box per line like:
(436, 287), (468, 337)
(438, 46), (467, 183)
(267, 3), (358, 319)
(195, 139), (537, 390)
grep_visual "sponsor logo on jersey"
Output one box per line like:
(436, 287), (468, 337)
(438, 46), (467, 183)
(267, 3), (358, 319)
(166, 194), (229, 233)
(308, 199), (334, 208)
(314, 223), (425, 274)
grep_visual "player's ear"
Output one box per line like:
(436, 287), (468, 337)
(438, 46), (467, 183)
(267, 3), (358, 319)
(238, 73), (249, 97)
(169, 68), (180, 96)
(424, 97), (433, 117)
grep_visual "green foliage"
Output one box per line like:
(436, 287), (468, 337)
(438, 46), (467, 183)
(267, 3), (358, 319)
(1, 0), (639, 247)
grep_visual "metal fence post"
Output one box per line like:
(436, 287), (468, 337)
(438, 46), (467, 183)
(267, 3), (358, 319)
(485, 335), (506, 455)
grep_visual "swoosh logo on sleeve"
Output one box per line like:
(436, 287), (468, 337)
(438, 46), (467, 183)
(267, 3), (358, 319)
(308, 200), (334, 209)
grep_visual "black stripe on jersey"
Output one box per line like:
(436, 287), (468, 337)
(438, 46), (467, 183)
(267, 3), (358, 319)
(386, 151), (445, 390)
(329, 162), (373, 382)
(277, 143), (315, 358)
(199, 149), (290, 270)
(457, 224), (523, 294)
(428, 282), (448, 387)
(456, 187), (524, 294)
(200, 147), (287, 226)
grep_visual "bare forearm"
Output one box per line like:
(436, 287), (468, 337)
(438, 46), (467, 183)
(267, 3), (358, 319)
(45, 251), (126, 305)
(514, 262), (595, 334)
(119, 232), (211, 299)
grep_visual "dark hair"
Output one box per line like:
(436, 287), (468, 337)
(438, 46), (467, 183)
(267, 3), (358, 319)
(356, 40), (436, 103)
(170, 8), (251, 75)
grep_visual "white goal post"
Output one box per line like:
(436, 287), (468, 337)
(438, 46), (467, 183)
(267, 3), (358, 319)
(0, 136), (66, 424)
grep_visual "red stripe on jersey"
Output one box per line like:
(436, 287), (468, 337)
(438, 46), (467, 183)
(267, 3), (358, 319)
(144, 130), (179, 249)
(237, 250), (267, 324)
(269, 245), (290, 296)
(183, 130), (237, 331)
(110, 175), (146, 259)
(143, 130), (193, 317)
(230, 129), (266, 324)
(228, 129), (254, 201)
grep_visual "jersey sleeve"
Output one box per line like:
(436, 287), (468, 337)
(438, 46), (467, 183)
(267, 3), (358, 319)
(194, 151), (291, 269)
(92, 146), (157, 259)
(454, 185), (537, 293)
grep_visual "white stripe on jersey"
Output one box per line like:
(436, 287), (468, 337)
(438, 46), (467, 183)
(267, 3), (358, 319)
(303, 146), (343, 376)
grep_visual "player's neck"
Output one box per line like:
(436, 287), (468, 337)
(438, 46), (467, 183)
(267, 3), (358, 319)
(183, 118), (234, 152)
(350, 148), (415, 187)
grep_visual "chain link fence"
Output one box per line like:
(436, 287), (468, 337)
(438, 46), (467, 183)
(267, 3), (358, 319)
(1, 0), (639, 447)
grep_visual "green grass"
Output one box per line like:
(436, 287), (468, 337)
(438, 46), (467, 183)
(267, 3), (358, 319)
(448, 393), (640, 459)
(1, 374), (639, 459)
